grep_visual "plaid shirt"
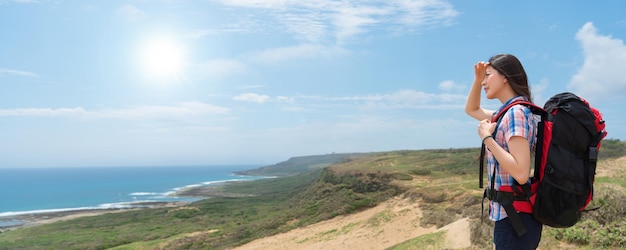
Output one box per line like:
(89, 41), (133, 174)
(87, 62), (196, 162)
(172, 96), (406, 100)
(487, 96), (537, 221)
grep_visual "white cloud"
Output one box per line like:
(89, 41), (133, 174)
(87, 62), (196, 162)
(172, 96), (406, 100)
(4, 0), (38, 3)
(197, 59), (247, 78)
(116, 4), (146, 21)
(532, 78), (549, 105)
(187, 27), (252, 39)
(395, 0), (458, 27)
(377, 89), (465, 109)
(333, 5), (389, 44)
(97, 102), (230, 119)
(233, 93), (270, 103)
(211, 0), (459, 43)
(320, 89), (465, 110)
(569, 22), (626, 101)
(0, 107), (85, 117)
(438, 80), (464, 92)
(0, 68), (38, 77)
(276, 96), (295, 103)
(237, 84), (264, 90)
(247, 44), (348, 63)
(0, 102), (229, 120)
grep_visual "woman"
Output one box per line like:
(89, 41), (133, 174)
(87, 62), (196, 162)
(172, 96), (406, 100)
(465, 54), (542, 249)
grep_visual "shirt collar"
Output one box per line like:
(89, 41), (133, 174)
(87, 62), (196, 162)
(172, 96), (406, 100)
(493, 96), (528, 117)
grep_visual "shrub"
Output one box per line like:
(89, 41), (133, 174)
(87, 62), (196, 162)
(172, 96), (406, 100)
(555, 221), (594, 245)
(411, 169), (431, 176)
(595, 222), (626, 248)
(584, 186), (626, 225)
(390, 172), (413, 181)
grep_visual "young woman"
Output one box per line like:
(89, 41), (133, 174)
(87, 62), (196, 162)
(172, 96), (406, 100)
(465, 54), (542, 249)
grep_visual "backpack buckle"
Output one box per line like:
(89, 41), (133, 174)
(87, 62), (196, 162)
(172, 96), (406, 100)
(589, 146), (598, 162)
(483, 188), (496, 200)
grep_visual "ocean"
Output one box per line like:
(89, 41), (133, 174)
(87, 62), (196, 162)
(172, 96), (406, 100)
(0, 165), (265, 227)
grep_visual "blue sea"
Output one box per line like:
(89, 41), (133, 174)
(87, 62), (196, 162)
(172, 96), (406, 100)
(0, 165), (265, 227)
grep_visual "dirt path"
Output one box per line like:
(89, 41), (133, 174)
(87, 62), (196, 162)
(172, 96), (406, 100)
(232, 196), (471, 250)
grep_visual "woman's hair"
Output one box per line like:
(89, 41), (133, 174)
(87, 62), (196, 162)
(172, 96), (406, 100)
(488, 54), (532, 102)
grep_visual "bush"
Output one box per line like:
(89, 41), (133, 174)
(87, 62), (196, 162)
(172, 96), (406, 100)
(595, 222), (626, 248)
(390, 172), (413, 181)
(599, 138), (626, 159)
(553, 220), (595, 245)
(411, 169), (431, 176)
(584, 186), (626, 225)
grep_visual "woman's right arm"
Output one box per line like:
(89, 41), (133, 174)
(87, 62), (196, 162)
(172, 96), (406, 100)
(465, 62), (494, 121)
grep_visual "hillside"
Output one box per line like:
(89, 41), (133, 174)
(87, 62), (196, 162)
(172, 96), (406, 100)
(0, 140), (624, 249)
(234, 152), (362, 176)
(235, 144), (626, 250)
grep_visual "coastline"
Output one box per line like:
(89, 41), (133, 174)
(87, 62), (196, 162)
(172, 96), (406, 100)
(0, 182), (244, 232)
(0, 202), (187, 232)
(173, 180), (255, 198)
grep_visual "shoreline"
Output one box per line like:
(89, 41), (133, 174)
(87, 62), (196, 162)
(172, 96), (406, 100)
(0, 201), (187, 232)
(0, 180), (255, 232)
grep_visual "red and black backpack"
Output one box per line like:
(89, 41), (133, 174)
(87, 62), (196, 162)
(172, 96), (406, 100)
(479, 92), (607, 236)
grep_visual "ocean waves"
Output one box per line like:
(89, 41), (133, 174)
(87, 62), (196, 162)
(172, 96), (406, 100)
(0, 165), (265, 219)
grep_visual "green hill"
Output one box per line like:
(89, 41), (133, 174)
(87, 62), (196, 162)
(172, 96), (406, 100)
(0, 140), (624, 249)
(234, 152), (363, 176)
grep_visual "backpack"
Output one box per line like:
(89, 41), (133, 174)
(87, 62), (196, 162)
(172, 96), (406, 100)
(479, 92), (607, 236)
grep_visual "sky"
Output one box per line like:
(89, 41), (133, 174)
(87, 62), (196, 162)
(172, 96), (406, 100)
(1, 0), (625, 168)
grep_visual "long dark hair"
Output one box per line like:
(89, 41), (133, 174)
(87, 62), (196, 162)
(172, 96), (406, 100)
(488, 54), (532, 103)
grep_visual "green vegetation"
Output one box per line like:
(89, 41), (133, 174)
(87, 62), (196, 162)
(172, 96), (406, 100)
(234, 153), (362, 176)
(0, 140), (624, 249)
(599, 138), (626, 159)
(469, 139), (626, 249)
(386, 231), (446, 250)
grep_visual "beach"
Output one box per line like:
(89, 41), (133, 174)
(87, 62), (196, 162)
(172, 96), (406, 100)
(0, 165), (261, 232)
(0, 184), (230, 232)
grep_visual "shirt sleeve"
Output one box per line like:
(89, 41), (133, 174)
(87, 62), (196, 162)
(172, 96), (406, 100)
(501, 105), (533, 146)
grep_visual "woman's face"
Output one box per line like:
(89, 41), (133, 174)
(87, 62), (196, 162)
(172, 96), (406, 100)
(482, 66), (507, 99)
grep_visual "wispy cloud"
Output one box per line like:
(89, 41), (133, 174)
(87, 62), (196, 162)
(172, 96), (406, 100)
(116, 4), (146, 22)
(194, 44), (347, 76)
(246, 44), (348, 63)
(0, 107), (85, 117)
(328, 89), (464, 105)
(438, 80), (464, 92)
(532, 78), (549, 105)
(196, 58), (248, 78)
(237, 89), (466, 110)
(2, 0), (39, 3)
(0, 68), (38, 77)
(232, 93), (270, 103)
(95, 102), (229, 119)
(569, 22), (626, 101)
(0, 102), (229, 120)
(187, 27), (253, 39)
(211, 0), (459, 44)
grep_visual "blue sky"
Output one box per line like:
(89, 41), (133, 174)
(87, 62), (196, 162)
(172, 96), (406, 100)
(1, 0), (625, 168)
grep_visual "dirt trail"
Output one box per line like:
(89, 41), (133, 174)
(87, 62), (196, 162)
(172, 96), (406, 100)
(232, 196), (471, 250)
(233, 155), (626, 250)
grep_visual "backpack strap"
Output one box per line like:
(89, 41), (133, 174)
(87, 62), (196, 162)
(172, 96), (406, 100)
(478, 100), (543, 188)
(585, 131), (607, 207)
(478, 100), (545, 236)
(484, 187), (528, 236)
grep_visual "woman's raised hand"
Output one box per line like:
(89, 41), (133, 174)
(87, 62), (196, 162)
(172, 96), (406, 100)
(473, 61), (490, 83)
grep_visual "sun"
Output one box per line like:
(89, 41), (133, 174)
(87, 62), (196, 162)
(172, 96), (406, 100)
(137, 36), (187, 83)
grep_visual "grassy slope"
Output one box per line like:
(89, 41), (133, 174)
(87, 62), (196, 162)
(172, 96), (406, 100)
(234, 152), (363, 176)
(0, 140), (624, 249)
